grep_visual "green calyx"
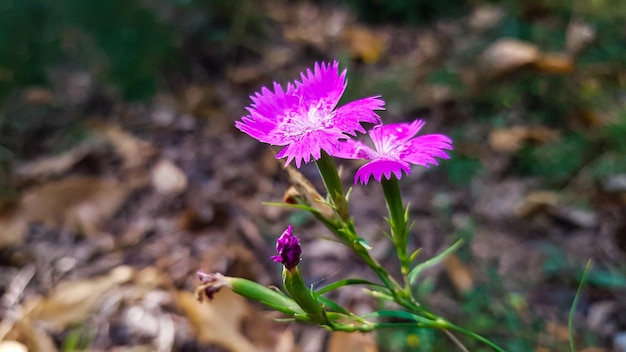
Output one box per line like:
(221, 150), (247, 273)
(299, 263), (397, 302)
(214, 276), (305, 320)
(283, 267), (329, 325)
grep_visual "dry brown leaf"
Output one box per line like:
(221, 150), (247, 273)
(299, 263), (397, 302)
(535, 53), (576, 74)
(516, 191), (559, 218)
(134, 266), (174, 289)
(21, 88), (54, 105)
(525, 126), (560, 142)
(480, 39), (540, 78)
(89, 121), (156, 170)
(273, 328), (297, 352)
(489, 126), (530, 153)
(489, 126), (559, 153)
(15, 140), (105, 183)
(343, 25), (386, 64)
(327, 332), (378, 352)
(285, 166), (335, 220)
(443, 254), (474, 294)
(24, 266), (134, 330)
(3, 320), (58, 352)
(566, 20), (596, 55)
(19, 177), (130, 237)
(151, 159), (188, 195)
(281, 5), (347, 51)
(179, 84), (223, 121)
(545, 321), (570, 342)
(0, 208), (27, 248)
(468, 5), (505, 31)
(571, 109), (609, 129)
(177, 290), (256, 352)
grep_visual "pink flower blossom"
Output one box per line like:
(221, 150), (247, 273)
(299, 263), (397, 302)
(335, 120), (453, 185)
(235, 61), (384, 168)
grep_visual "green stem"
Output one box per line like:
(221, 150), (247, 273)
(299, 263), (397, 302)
(315, 151), (349, 221)
(304, 155), (503, 351)
(381, 176), (410, 278)
(320, 218), (414, 306)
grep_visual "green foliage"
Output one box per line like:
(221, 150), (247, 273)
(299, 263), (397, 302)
(61, 324), (95, 352)
(0, 0), (175, 100)
(514, 133), (592, 184)
(460, 0), (626, 188)
(0, 0), (61, 94)
(426, 69), (465, 93)
(443, 151), (482, 187)
(61, 0), (175, 100)
(0, 0), (266, 102)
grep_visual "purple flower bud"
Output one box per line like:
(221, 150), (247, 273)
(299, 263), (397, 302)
(271, 225), (302, 270)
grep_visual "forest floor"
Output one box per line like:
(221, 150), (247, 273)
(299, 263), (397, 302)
(0, 1), (625, 351)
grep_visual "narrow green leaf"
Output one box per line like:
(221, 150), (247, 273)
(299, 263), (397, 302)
(263, 201), (319, 213)
(356, 237), (372, 250)
(408, 248), (422, 263)
(316, 278), (387, 295)
(317, 295), (353, 315)
(408, 239), (464, 285)
(362, 289), (395, 301)
(569, 260), (592, 352)
(361, 310), (433, 324)
(345, 187), (353, 202)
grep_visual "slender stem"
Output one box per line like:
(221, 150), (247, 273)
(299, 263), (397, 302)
(442, 329), (470, 352)
(381, 176), (410, 278)
(315, 151), (350, 221)
(311, 152), (504, 351)
(317, 214), (414, 306)
(313, 155), (418, 308)
(439, 321), (506, 352)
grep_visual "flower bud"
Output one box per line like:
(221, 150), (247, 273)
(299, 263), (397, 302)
(271, 225), (302, 270)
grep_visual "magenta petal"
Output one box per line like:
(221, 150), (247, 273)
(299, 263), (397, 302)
(275, 129), (346, 167)
(354, 159), (412, 185)
(372, 120), (425, 145)
(334, 139), (377, 160)
(334, 96), (385, 135)
(295, 61), (346, 113)
(402, 134), (453, 167)
(236, 82), (299, 144)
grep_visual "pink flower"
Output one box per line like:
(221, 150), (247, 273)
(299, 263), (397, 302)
(271, 225), (302, 270)
(335, 120), (453, 185)
(235, 61), (384, 168)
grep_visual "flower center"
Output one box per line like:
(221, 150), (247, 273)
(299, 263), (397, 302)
(280, 103), (333, 139)
(373, 132), (404, 159)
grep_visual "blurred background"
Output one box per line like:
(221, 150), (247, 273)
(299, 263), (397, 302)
(0, 0), (625, 351)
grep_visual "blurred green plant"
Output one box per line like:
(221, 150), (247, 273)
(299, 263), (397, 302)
(0, 0), (266, 101)
(0, 0), (174, 100)
(0, 0), (268, 160)
(461, 1), (626, 187)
